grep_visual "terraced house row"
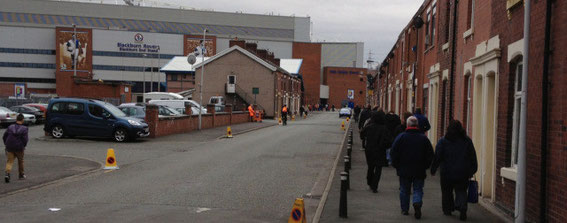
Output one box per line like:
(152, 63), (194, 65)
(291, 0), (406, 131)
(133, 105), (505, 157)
(372, 0), (566, 222)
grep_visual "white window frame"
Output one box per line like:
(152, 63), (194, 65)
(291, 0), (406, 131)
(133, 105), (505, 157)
(510, 61), (523, 168)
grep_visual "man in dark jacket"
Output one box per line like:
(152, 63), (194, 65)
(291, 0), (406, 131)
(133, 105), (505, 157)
(413, 108), (431, 133)
(360, 111), (391, 193)
(358, 105), (371, 131)
(391, 116), (434, 219)
(3, 114), (28, 183)
(353, 105), (361, 123)
(431, 120), (478, 220)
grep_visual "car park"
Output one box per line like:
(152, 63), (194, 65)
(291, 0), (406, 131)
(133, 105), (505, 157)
(339, 107), (352, 118)
(148, 99), (207, 115)
(45, 98), (149, 142)
(10, 105), (45, 123)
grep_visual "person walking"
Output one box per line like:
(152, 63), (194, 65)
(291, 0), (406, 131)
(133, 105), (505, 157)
(360, 111), (390, 193)
(353, 105), (361, 123)
(413, 108), (431, 133)
(431, 120), (478, 221)
(299, 105), (305, 118)
(358, 105), (372, 151)
(391, 116), (434, 219)
(3, 114), (28, 183)
(281, 105), (288, 126)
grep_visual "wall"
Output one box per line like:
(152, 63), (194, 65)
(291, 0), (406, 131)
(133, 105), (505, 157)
(323, 67), (367, 108)
(292, 42), (321, 105)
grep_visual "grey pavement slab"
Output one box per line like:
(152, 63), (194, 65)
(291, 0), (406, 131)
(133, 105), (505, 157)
(0, 155), (100, 195)
(319, 124), (507, 223)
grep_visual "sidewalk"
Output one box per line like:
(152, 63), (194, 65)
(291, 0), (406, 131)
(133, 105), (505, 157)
(0, 155), (99, 196)
(319, 124), (507, 222)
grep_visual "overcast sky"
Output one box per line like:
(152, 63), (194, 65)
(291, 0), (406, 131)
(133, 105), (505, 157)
(68, 0), (423, 68)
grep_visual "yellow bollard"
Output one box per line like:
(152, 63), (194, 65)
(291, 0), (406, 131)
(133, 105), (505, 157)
(341, 121), (345, 131)
(104, 148), (119, 170)
(227, 126), (233, 138)
(346, 117), (350, 122)
(292, 115), (295, 121)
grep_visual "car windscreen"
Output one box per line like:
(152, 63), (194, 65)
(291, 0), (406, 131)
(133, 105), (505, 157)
(23, 106), (40, 112)
(100, 103), (127, 117)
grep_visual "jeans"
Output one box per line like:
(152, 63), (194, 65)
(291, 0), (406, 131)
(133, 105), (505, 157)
(441, 177), (469, 213)
(5, 151), (24, 175)
(399, 177), (425, 211)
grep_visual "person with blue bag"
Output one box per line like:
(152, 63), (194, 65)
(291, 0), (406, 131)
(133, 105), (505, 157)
(431, 120), (478, 221)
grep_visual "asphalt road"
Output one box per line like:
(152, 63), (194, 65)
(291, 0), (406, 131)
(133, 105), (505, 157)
(0, 112), (345, 222)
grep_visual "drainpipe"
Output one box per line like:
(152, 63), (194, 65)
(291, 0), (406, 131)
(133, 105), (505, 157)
(539, 0), (552, 221)
(448, 0), (459, 120)
(515, 0), (530, 222)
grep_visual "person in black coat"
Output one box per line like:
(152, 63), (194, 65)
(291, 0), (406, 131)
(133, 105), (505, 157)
(431, 120), (478, 221)
(353, 105), (361, 123)
(391, 116), (434, 219)
(360, 111), (390, 193)
(358, 105), (371, 131)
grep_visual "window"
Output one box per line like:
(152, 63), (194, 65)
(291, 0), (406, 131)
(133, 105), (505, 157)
(467, 0), (475, 30)
(423, 87), (429, 115)
(88, 104), (109, 118)
(66, 103), (84, 115)
(431, 4), (437, 46)
(228, 75), (235, 84)
(511, 61), (523, 167)
(425, 11), (430, 46)
(50, 102), (65, 113)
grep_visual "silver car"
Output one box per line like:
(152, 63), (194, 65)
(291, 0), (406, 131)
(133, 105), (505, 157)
(0, 106), (17, 127)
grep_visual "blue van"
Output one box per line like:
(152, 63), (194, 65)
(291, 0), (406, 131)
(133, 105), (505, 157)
(44, 98), (149, 142)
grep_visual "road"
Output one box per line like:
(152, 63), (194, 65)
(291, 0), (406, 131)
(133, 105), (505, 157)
(0, 112), (346, 222)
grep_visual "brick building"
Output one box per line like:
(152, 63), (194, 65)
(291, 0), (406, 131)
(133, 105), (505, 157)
(374, 0), (565, 221)
(323, 67), (367, 108)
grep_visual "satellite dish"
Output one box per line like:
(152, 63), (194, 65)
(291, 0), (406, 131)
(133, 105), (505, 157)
(187, 53), (197, 65)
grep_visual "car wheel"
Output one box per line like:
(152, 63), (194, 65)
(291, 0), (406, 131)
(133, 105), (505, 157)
(113, 128), (128, 142)
(51, 125), (65, 139)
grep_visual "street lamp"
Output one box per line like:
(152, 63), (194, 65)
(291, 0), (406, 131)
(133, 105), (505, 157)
(198, 28), (208, 130)
(143, 53), (147, 94)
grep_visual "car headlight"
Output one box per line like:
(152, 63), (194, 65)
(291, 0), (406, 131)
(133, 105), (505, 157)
(128, 120), (141, 126)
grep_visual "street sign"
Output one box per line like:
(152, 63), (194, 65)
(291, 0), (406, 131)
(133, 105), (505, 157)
(252, 87), (259, 95)
(14, 83), (25, 98)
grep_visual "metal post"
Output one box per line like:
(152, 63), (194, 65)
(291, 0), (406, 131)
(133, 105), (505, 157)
(73, 24), (77, 77)
(143, 54), (146, 95)
(158, 52), (161, 92)
(515, 0), (530, 222)
(339, 171), (348, 218)
(150, 56), (154, 92)
(198, 28), (207, 130)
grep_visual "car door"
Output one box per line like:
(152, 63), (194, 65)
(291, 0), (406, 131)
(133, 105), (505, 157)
(86, 104), (115, 137)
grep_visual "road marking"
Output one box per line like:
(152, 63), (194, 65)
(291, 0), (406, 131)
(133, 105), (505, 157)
(196, 207), (211, 213)
(104, 170), (115, 173)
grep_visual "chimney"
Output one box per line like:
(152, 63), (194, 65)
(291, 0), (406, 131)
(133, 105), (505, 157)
(245, 43), (257, 53)
(267, 52), (275, 63)
(274, 58), (281, 67)
(229, 39), (246, 48)
(256, 49), (268, 60)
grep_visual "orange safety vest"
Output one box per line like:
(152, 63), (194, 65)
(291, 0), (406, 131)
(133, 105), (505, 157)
(248, 106), (254, 116)
(282, 107), (288, 113)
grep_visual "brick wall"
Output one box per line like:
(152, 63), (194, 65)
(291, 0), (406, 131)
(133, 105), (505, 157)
(293, 42), (321, 105)
(145, 104), (249, 138)
(324, 67), (367, 108)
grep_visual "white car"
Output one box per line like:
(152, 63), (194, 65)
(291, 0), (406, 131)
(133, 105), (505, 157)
(148, 99), (207, 115)
(0, 106), (35, 126)
(339, 107), (352, 118)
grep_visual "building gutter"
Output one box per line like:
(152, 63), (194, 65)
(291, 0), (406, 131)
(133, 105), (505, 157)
(515, 0), (530, 222)
(448, 0), (459, 120)
(539, 0), (552, 222)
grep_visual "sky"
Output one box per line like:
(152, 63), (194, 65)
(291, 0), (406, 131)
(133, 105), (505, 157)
(65, 0), (423, 68)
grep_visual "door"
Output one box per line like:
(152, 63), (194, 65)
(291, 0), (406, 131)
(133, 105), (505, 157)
(86, 104), (115, 137)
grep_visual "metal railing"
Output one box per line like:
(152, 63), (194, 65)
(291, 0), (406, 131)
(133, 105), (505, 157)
(234, 84), (265, 111)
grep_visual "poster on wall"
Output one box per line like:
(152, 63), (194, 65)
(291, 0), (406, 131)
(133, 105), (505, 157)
(14, 83), (25, 98)
(347, 89), (354, 100)
(56, 27), (92, 73)
(184, 35), (216, 57)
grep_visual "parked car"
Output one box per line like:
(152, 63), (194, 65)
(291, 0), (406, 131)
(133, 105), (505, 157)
(209, 96), (225, 112)
(148, 99), (207, 115)
(45, 98), (149, 142)
(118, 103), (182, 119)
(0, 106), (36, 125)
(10, 105), (45, 123)
(339, 107), (352, 118)
(0, 106), (17, 127)
(23, 103), (48, 113)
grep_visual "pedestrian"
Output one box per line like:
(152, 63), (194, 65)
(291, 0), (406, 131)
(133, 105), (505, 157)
(413, 108), (431, 133)
(360, 111), (390, 193)
(353, 105), (361, 123)
(358, 105), (372, 150)
(281, 105), (288, 126)
(304, 105), (309, 117)
(299, 105), (305, 118)
(394, 112), (414, 138)
(391, 116), (434, 219)
(431, 120), (478, 221)
(248, 104), (255, 122)
(3, 114), (28, 183)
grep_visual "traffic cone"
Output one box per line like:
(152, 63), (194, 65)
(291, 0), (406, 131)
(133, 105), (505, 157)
(288, 198), (307, 223)
(292, 115), (295, 121)
(341, 121), (345, 131)
(346, 117), (350, 122)
(104, 148), (119, 170)
(279, 117), (283, 125)
(227, 126), (233, 138)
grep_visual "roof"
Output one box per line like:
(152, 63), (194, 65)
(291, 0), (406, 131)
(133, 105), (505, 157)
(193, 45), (281, 73)
(160, 56), (210, 73)
(279, 59), (302, 74)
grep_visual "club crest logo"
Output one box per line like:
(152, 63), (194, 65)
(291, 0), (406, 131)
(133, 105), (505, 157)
(134, 33), (144, 42)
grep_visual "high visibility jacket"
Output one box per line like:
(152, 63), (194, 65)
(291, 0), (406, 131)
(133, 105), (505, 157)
(248, 106), (254, 117)
(282, 107), (288, 113)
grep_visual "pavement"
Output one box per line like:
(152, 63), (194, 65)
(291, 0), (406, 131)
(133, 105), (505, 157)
(318, 124), (509, 223)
